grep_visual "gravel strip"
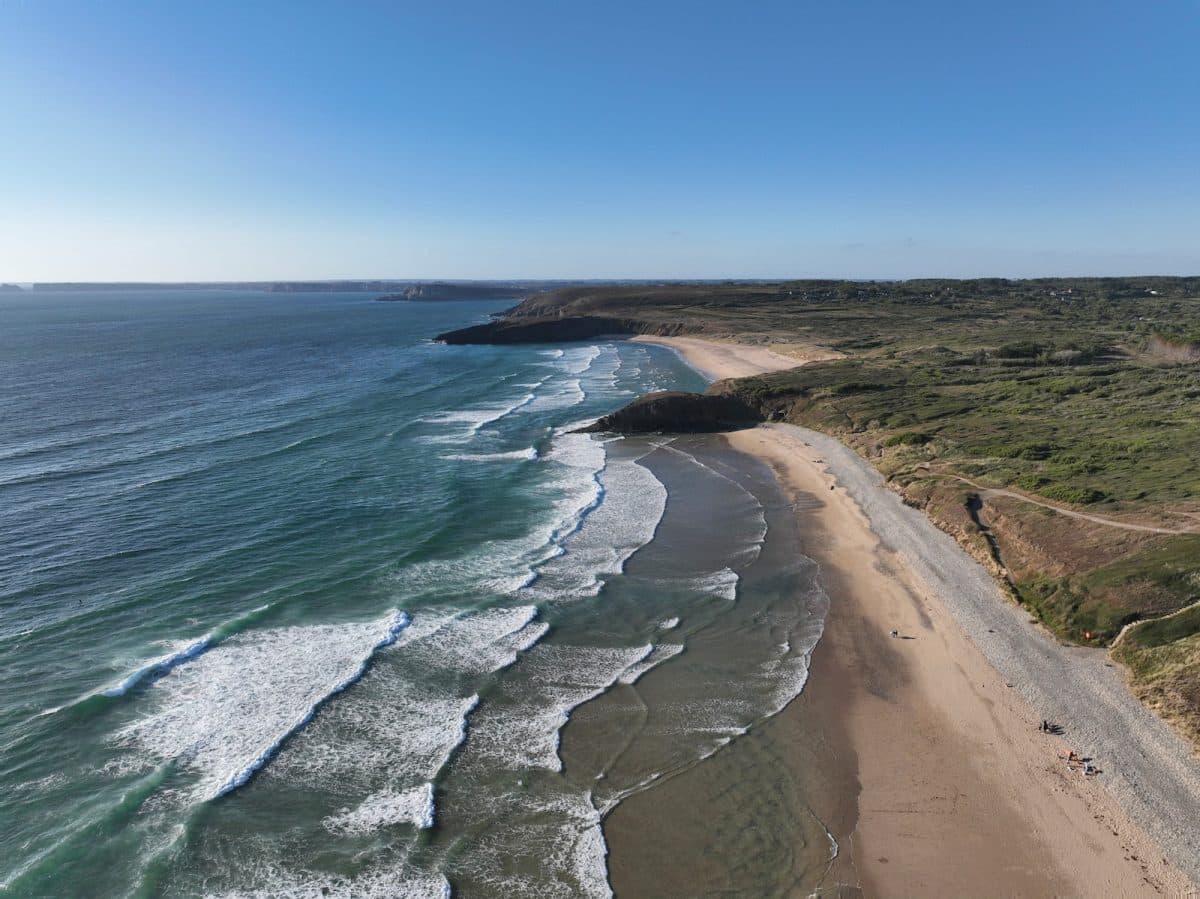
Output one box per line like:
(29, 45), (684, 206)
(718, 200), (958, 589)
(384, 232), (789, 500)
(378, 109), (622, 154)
(774, 423), (1200, 885)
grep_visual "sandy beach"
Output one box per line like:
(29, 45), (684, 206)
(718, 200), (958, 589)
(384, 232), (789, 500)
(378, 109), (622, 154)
(631, 334), (835, 379)
(641, 334), (1198, 896)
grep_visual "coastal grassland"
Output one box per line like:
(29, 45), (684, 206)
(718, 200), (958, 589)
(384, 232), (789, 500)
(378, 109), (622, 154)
(455, 277), (1200, 742)
(728, 353), (1200, 507)
(1114, 604), (1200, 746)
(722, 351), (1200, 651)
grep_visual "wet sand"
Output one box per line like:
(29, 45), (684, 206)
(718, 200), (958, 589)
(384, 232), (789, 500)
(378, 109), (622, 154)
(607, 336), (1193, 896)
(731, 426), (1187, 896)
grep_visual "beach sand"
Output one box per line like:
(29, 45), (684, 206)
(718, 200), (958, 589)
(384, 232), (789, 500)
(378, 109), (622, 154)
(631, 334), (832, 379)
(618, 335), (1194, 896)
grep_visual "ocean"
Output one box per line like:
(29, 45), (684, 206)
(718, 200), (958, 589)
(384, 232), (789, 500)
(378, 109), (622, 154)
(0, 291), (831, 897)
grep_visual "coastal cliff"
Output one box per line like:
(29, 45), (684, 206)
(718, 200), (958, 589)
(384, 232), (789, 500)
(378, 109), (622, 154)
(434, 283), (711, 344)
(436, 316), (691, 344)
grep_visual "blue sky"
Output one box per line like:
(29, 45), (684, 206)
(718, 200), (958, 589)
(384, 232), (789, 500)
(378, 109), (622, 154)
(1, 1), (1197, 280)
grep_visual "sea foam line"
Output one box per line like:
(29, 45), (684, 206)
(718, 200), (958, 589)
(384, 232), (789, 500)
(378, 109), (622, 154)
(100, 636), (214, 697)
(442, 447), (538, 463)
(213, 610), (411, 798)
(617, 643), (684, 685)
(40, 604), (275, 718)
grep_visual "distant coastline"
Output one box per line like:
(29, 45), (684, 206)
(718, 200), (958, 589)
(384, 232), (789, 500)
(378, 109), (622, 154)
(375, 282), (530, 302)
(21, 279), (558, 294)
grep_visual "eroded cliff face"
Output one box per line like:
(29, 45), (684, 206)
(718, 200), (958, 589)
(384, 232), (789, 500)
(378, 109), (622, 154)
(1147, 335), (1200, 363)
(580, 390), (762, 434)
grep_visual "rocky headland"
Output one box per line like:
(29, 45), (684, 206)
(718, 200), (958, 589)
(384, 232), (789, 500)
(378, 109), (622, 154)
(580, 390), (761, 434)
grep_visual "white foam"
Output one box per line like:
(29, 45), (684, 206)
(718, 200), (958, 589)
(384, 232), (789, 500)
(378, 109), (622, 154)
(526, 376), (586, 412)
(560, 345), (602, 375)
(399, 432), (613, 598)
(113, 611), (409, 801)
(449, 786), (613, 899)
(267, 685), (479, 805)
(323, 783), (435, 834)
(421, 389), (538, 440)
(399, 537), (547, 597)
(544, 458), (667, 600)
(585, 346), (633, 402)
(47, 605), (275, 717)
(688, 567), (741, 602)
(442, 447), (538, 462)
(465, 643), (653, 772)
(658, 617), (680, 631)
(617, 643), (683, 685)
(100, 636), (213, 697)
(210, 867), (451, 899)
(264, 607), (547, 831)
(400, 606), (546, 675)
(527, 436), (667, 600)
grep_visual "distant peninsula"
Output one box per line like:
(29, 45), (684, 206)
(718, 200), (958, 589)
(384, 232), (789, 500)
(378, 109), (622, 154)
(22, 279), (592, 297)
(375, 282), (531, 302)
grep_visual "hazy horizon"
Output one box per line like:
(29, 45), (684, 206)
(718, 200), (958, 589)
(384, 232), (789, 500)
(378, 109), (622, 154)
(5, 270), (1200, 287)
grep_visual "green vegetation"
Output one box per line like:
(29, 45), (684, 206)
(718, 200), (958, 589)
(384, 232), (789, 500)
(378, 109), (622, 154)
(1015, 576), (1141, 644)
(1013, 536), (1200, 643)
(727, 353), (1200, 506)
(883, 431), (929, 447)
(1113, 615), (1200, 746)
(480, 276), (1200, 743)
(1039, 485), (1107, 505)
(1120, 603), (1200, 651)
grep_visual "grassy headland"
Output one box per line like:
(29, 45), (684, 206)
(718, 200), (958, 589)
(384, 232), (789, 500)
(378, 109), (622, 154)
(441, 277), (1200, 744)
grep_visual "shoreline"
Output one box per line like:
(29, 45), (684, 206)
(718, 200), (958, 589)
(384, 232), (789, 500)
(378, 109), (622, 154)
(631, 334), (835, 379)
(639, 334), (1197, 895)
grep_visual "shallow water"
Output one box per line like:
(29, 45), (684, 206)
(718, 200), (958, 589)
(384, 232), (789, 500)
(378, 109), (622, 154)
(0, 291), (829, 897)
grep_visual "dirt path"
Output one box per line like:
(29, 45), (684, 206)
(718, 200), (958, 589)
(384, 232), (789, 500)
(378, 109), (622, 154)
(942, 474), (1200, 536)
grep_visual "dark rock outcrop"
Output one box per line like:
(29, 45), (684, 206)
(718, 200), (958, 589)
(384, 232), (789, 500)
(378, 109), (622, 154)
(436, 314), (697, 344)
(436, 316), (641, 344)
(581, 391), (762, 434)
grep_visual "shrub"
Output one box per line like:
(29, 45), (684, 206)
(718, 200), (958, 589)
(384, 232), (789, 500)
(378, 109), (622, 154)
(1040, 484), (1107, 504)
(995, 341), (1044, 359)
(830, 380), (885, 395)
(1015, 474), (1048, 491)
(884, 431), (929, 447)
(984, 442), (1055, 460)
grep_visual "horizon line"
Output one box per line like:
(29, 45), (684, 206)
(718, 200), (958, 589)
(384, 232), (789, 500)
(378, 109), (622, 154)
(5, 273), (1200, 287)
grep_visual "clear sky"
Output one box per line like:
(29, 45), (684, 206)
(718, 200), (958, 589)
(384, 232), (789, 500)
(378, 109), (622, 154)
(1, 1), (1197, 281)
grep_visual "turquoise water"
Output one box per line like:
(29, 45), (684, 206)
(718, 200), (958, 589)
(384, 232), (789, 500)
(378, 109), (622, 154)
(0, 291), (827, 897)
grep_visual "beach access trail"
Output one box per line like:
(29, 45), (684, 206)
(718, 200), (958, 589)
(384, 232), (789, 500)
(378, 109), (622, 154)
(637, 334), (1200, 896)
(945, 474), (1200, 535)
